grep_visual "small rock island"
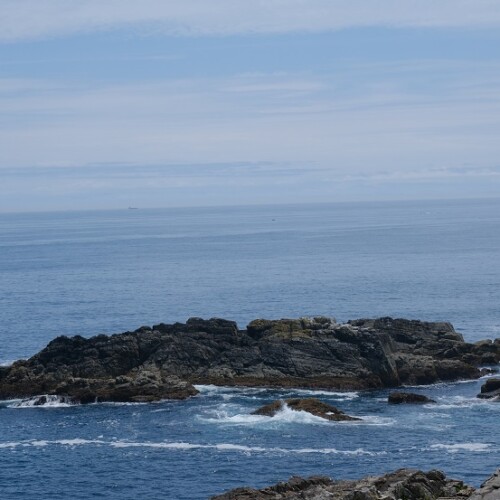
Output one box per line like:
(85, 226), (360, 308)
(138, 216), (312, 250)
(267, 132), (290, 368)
(252, 397), (360, 421)
(0, 316), (498, 403)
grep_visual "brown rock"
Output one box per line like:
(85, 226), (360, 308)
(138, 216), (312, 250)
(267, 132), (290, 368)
(252, 398), (360, 421)
(388, 391), (436, 404)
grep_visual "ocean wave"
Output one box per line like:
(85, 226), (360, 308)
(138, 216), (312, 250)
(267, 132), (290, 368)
(426, 395), (500, 410)
(0, 438), (106, 449)
(8, 395), (77, 408)
(0, 438), (383, 456)
(199, 404), (332, 426)
(402, 379), (479, 389)
(428, 443), (493, 453)
(193, 385), (359, 400)
(345, 415), (396, 426)
(281, 389), (359, 400)
(194, 385), (269, 395)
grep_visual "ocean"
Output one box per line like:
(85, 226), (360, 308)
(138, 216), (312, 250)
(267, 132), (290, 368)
(0, 199), (499, 498)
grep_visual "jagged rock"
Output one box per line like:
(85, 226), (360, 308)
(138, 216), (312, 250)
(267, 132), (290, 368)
(469, 469), (500, 499)
(252, 398), (360, 421)
(388, 391), (436, 404)
(53, 372), (198, 403)
(211, 468), (478, 499)
(477, 378), (500, 400)
(0, 316), (498, 403)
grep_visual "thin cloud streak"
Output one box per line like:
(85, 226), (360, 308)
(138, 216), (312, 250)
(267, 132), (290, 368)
(2, 1), (500, 42)
(1, 62), (500, 172)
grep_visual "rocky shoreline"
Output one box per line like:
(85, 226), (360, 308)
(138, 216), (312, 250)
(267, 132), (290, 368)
(0, 316), (499, 403)
(211, 468), (500, 499)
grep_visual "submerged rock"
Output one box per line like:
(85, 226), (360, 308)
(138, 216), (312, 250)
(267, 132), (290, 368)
(211, 468), (479, 499)
(252, 398), (360, 421)
(388, 391), (436, 404)
(477, 378), (500, 400)
(0, 316), (498, 403)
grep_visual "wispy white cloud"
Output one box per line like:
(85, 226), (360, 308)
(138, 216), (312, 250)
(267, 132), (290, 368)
(2, 0), (500, 42)
(1, 62), (500, 173)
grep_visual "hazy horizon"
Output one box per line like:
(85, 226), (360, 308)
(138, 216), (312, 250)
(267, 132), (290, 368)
(1, 1), (500, 211)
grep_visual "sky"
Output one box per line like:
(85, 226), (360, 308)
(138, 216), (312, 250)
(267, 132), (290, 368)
(1, 0), (500, 212)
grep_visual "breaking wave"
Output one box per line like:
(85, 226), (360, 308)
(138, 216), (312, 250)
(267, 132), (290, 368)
(426, 395), (500, 410)
(0, 438), (384, 456)
(428, 443), (493, 453)
(193, 385), (359, 401)
(8, 395), (77, 408)
(199, 403), (331, 426)
(281, 389), (359, 400)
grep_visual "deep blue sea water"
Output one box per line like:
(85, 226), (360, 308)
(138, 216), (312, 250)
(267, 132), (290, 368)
(0, 199), (499, 499)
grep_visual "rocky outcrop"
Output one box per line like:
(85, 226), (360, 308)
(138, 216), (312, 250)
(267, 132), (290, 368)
(252, 398), (360, 421)
(477, 378), (500, 400)
(211, 468), (478, 499)
(0, 316), (498, 403)
(469, 469), (500, 500)
(388, 391), (435, 404)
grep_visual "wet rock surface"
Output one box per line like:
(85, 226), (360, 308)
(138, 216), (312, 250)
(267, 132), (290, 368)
(469, 469), (500, 500)
(211, 468), (481, 499)
(388, 391), (436, 404)
(252, 397), (360, 421)
(477, 378), (500, 400)
(0, 316), (498, 403)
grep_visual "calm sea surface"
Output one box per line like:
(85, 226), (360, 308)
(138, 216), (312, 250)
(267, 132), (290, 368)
(0, 199), (499, 498)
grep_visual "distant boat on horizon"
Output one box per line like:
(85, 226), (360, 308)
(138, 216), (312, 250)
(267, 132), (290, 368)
(128, 207), (139, 210)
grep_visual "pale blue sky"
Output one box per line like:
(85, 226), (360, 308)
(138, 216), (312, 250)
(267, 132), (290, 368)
(1, 1), (500, 211)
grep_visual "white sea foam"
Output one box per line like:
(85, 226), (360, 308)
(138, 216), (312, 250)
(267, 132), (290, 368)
(0, 438), (382, 456)
(0, 442), (21, 449)
(194, 385), (360, 401)
(8, 395), (77, 408)
(56, 438), (106, 446)
(194, 385), (268, 396)
(291, 447), (385, 456)
(427, 395), (500, 410)
(0, 398), (22, 406)
(429, 443), (492, 453)
(345, 415), (396, 426)
(200, 403), (332, 426)
(98, 401), (148, 406)
(280, 388), (359, 399)
(402, 379), (478, 389)
(108, 440), (383, 455)
(479, 370), (500, 380)
(111, 441), (204, 450)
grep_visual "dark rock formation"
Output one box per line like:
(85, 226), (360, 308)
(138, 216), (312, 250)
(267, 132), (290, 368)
(477, 378), (500, 400)
(211, 468), (478, 499)
(252, 398), (360, 421)
(0, 316), (498, 403)
(388, 391), (436, 404)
